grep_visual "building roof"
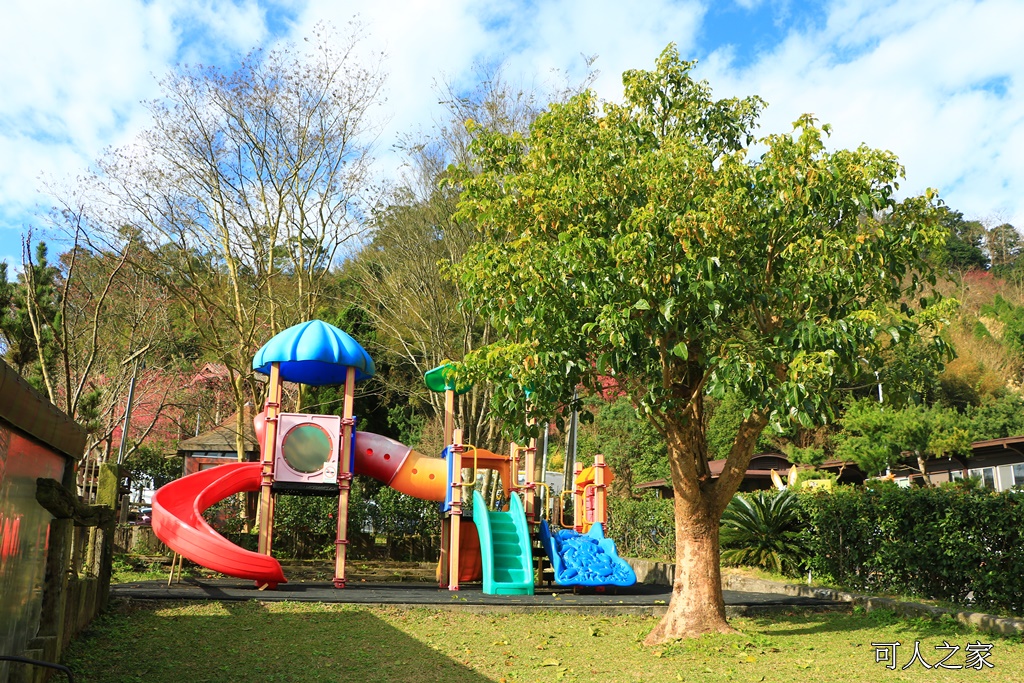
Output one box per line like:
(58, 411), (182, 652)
(632, 453), (863, 492)
(176, 405), (258, 456)
(970, 435), (1024, 458)
(189, 362), (230, 386)
(634, 454), (793, 490)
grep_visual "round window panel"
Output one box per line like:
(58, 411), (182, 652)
(281, 424), (333, 473)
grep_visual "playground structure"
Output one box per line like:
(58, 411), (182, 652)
(152, 320), (635, 593)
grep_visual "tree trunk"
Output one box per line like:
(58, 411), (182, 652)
(645, 490), (733, 643)
(916, 452), (932, 487)
(644, 405), (766, 644)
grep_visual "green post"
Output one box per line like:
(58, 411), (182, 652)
(94, 463), (121, 607)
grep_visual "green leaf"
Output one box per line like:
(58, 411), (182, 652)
(671, 342), (689, 360)
(660, 298), (676, 321)
(634, 298), (651, 310)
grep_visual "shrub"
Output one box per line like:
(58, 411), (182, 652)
(272, 494), (339, 558)
(720, 490), (805, 576)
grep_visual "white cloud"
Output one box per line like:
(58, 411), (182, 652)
(285, 0), (1024, 230)
(290, 0), (704, 163)
(496, 0), (705, 103)
(699, 0), (1024, 227)
(0, 2), (163, 223)
(0, 0), (274, 244)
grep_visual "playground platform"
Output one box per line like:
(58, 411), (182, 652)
(111, 579), (848, 617)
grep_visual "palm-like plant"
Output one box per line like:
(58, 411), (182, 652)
(720, 490), (805, 576)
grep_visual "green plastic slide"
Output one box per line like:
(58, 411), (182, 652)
(472, 490), (535, 595)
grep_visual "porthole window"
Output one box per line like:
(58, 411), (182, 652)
(281, 424), (333, 473)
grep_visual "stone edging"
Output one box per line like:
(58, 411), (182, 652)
(625, 558), (1024, 636)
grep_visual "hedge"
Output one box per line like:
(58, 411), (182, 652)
(200, 483), (441, 560)
(797, 483), (1024, 616)
(607, 484), (1024, 617)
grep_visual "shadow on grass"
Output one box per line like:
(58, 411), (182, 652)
(744, 608), (1000, 641)
(63, 601), (496, 683)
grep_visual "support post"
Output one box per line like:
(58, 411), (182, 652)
(510, 443), (520, 495)
(438, 397), (456, 589)
(593, 453), (607, 526)
(540, 422), (549, 518)
(443, 388), (455, 449)
(333, 366), (356, 588)
(524, 430), (537, 527)
(573, 462), (584, 533)
(447, 428), (464, 591)
(94, 464), (120, 608)
(257, 363), (281, 558)
(438, 514), (451, 588)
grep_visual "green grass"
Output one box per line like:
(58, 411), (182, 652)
(111, 555), (209, 584)
(62, 601), (1024, 683)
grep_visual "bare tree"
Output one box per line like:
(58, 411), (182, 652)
(82, 23), (387, 470)
(14, 205), (176, 505)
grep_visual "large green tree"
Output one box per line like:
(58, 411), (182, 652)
(2, 241), (60, 382)
(936, 207), (987, 272)
(986, 222), (1021, 272)
(449, 47), (945, 641)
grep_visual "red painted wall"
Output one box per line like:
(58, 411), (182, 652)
(0, 423), (67, 673)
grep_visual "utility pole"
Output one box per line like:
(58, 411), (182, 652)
(567, 389), (579, 472)
(563, 389), (579, 525)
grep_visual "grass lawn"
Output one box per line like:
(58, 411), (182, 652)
(63, 601), (1023, 683)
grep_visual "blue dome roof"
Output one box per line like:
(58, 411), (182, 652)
(252, 320), (375, 385)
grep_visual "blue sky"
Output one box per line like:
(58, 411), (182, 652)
(1, 0), (1022, 270)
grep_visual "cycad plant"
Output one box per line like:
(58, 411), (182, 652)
(720, 490), (806, 576)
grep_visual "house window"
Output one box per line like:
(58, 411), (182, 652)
(969, 467), (996, 489)
(950, 470), (964, 481)
(1013, 463), (1024, 488)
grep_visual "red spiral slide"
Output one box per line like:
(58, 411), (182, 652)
(151, 461), (287, 586)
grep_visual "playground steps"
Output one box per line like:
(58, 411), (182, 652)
(472, 490), (534, 595)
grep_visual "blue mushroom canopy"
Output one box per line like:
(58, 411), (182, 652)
(252, 320), (375, 386)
